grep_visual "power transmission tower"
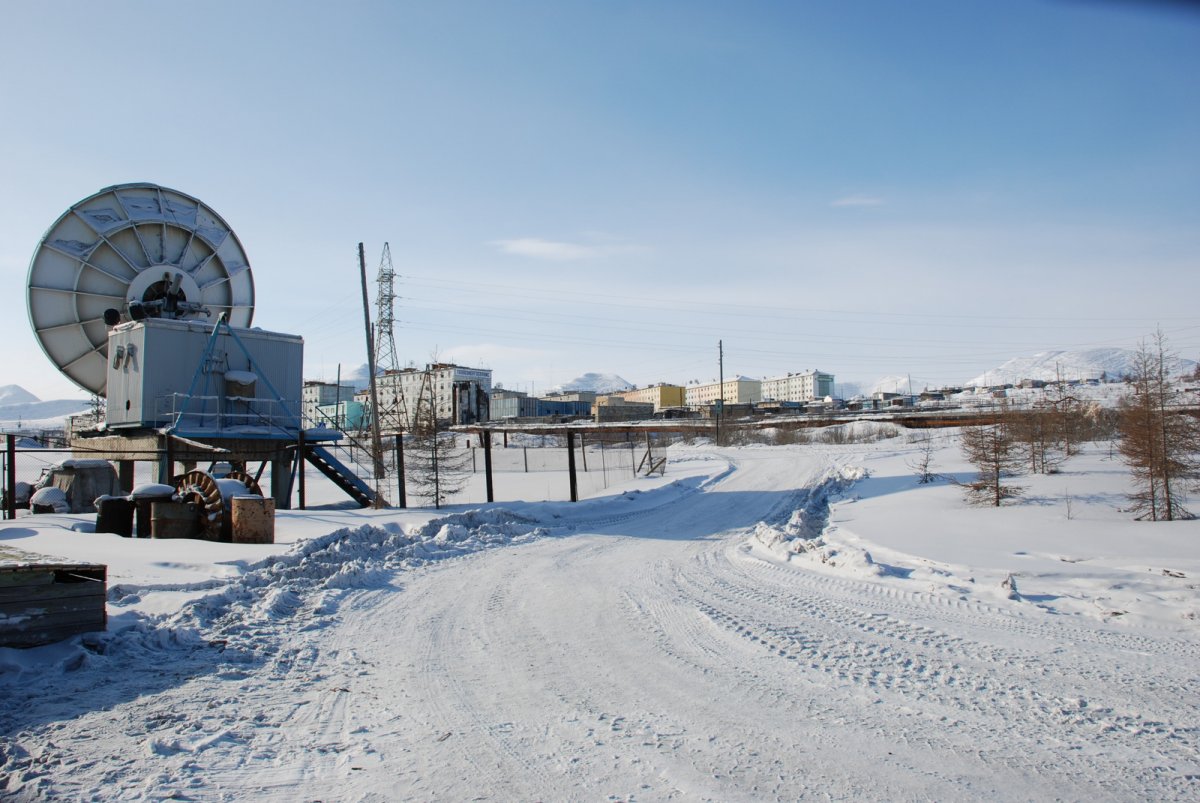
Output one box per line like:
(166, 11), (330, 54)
(373, 243), (407, 433)
(375, 243), (399, 375)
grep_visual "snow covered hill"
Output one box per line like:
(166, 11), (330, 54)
(0, 385), (92, 430)
(0, 385), (39, 406)
(966, 347), (1198, 387)
(550, 372), (634, 394)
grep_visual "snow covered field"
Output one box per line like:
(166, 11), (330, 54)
(1, 429), (1198, 801)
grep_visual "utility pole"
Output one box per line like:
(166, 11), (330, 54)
(716, 339), (724, 444)
(358, 243), (387, 504)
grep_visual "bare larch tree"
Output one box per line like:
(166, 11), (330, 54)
(960, 402), (1026, 506)
(1117, 332), (1200, 521)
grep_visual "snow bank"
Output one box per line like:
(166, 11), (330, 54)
(0, 508), (549, 679)
(747, 464), (879, 575)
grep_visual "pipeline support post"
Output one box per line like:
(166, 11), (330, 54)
(483, 430), (494, 503)
(394, 433), (407, 509)
(297, 429), (307, 510)
(5, 434), (15, 520)
(567, 431), (579, 503)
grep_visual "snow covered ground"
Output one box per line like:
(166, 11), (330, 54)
(1, 429), (1198, 801)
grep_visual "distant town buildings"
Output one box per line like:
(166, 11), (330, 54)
(306, 364), (843, 429)
(350, 364), (492, 431)
(302, 380), (358, 427)
(615, 384), (685, 411)
(593, 395), (655, 422)
(761, 370), (834, 403)
(684, 377), (763, 407)
(489, 390), (591, 420)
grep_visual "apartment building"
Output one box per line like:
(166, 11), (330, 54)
(302, 380), (358, 427)
(760, 370), (835, 403)
(684, 377), (762, 407)
(371, 363), (492, 429)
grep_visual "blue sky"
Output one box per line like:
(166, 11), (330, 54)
(2, 0), (1197, 400)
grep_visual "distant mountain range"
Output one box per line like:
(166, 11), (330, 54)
(0, 385), (92, 430)
(965, 348), (1197, 388)
(550, 373), (634, 394)
(0, 385), (40, 406)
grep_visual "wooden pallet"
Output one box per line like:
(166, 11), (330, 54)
(0, 545), (106, 648)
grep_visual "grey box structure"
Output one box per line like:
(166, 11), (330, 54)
(105, 318), (303, 434)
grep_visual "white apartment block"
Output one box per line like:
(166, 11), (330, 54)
(302, 380), (359, 427)
(761, 370), (835, 402)
(685, 377), (762, 407)
(373, 363), (492, 430)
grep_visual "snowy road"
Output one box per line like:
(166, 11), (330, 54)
(3, 447), (1199, 801)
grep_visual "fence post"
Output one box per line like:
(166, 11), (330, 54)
(523, 447), (528, 473)
(483, 430), (494, 503)
(394, 433), (407, 509)
(580, 433), (588, 472)
(5, 434), (15, 520)
(567, 431), (578, 502)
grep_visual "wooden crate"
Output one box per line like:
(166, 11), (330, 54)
(0, 546), (107, 648)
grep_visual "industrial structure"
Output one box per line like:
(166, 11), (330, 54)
(25, 183), (377, 511)
(489, 389), (591, 421)
(614, 383), (686, 411)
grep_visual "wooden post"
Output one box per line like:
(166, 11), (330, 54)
(5, 434), (15, 520)
(567, 431), (578, 502)
(297, 430), (307, 510)
(580, 432), (588, 472)
(523, 446), (528, 473)
(358, 242), (386, 504)
(483, 430), (494, 503)
(394, 433), (407, 509)
(600, 441), (608, 489)
(503, 431), (508, 448)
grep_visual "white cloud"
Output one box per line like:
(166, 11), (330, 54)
(490, 235), (648, 261)
(831, 195), (886, 208)
(491, 238), (600, 260)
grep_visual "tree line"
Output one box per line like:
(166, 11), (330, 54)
(958, 332), (1200, 520)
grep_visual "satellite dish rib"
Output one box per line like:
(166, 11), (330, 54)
(27, 183), (256, 397)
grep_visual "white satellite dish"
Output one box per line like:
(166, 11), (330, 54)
(27, 183), (256, 396)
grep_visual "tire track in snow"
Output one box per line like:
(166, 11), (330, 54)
(656, 537), (1200, 799)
